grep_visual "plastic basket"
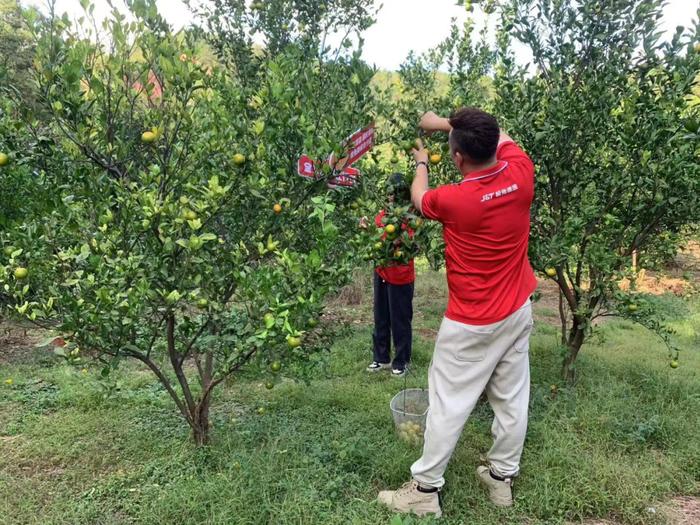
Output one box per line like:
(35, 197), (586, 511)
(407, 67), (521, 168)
(390, 388), (429, 445)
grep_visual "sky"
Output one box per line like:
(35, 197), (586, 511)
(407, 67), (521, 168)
(23, 0), (700, 71)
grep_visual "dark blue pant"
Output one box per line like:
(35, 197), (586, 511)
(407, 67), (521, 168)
(373, 272), (414, 369)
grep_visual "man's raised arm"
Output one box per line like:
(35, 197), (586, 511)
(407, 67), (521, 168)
(418, 110), (513, 146)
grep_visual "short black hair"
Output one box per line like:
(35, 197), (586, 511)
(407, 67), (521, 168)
(448, 107), (500, 162)
(386, 172), (410, 202)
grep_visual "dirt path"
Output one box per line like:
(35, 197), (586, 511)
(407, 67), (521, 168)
(568, 496), (700, 525)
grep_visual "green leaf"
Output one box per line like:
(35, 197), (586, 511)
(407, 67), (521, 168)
(390, 516), (403, 525)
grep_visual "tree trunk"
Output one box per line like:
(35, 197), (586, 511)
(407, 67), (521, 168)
(562, 322), (585, 383)
(558, 289), (568, 346)
(192, 396), (211, 446)
(191, 351), (214, 447)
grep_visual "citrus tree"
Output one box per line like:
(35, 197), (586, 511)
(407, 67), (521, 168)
(0, 0), (378, 445)
(493, 0), (700, 380)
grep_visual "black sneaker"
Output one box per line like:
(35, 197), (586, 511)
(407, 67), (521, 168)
(367, 361), (391, 372)
(392, 367), (406, 378)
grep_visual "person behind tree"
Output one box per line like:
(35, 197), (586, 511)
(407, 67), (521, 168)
(362, 173), (415, 378)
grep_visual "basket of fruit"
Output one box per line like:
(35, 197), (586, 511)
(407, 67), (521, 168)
(390, 388), (429, 445)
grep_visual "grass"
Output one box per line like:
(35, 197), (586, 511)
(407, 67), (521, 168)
(0, 269), (699, 525)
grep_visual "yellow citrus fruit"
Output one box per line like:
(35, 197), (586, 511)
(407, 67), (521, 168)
(14, 267), (28, 280)
(270, 361), (281, 373)
(545, 267), (557, 277)
(670, 360), (679, 369)
(287, 336), (301, 348)
(430, 153), (442, 164)
(273, 203), (282, 214)
(385, 224), (396, 234)
(628, 304), (638, 312)
(141, 131), (156, 143)
(233, 153), (246, 165)
(0, 153), (9, 166)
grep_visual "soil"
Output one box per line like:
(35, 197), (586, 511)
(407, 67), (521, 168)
(0, 320), (53, 366)
(566, 496), (700, 525)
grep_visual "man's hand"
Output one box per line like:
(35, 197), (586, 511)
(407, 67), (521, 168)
(411, 139), (430, 213)
(418, 111), (452, 135)
(412, 138), (429, 164)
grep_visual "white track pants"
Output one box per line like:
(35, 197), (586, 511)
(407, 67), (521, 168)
(410, 301), (533, 487)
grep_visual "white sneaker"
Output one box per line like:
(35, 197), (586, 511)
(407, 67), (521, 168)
(477, 465), (514, 507)
(377, 479), (442, 517)
(367, 361), (391, 372)
(391, 367), (407, 377)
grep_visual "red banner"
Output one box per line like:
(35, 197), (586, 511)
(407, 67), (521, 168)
(297, 124), (374, 188)
(297, 155), (316, 179)
(342, 125), (375, 168)
(327, 166), (360, 189)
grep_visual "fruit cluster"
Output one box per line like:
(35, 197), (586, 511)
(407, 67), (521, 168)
(397, 420), (424, 445)
(358, 203), (426, 267)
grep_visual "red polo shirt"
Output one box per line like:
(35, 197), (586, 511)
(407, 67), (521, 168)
(375, 210), (415, 285)
(421, 141), (537, 325)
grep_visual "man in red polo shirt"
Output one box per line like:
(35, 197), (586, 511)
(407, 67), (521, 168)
(378, 108), (537, 517)
(365, 174), (415, 377)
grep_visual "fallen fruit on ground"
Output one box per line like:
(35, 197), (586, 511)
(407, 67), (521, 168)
(141, 131), (156, 143)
